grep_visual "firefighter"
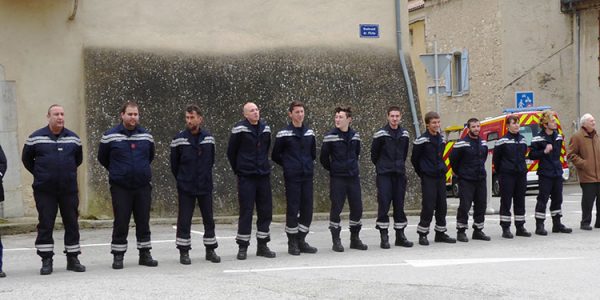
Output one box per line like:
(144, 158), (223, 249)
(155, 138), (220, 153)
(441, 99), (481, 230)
(98, 101), (158, 269)
(411, 111), (456, 246)
(320, 106), (368, 252)
(0, 144), (7, 278)
(272, 100), (318, 255)
(493, 114), (532, 238)
(529, 110), (572, 235)
(170, 104), (221, 264)
(22, 104), (86, 275)
(370, 106), (414, 249)
(227, 102), (276, 260)
(449, 118), (491, 242)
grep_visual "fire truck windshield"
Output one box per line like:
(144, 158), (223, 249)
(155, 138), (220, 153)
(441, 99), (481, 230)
(519, 124), (540, 146)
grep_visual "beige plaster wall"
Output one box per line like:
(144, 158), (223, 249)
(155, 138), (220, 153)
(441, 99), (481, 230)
(0, 0), (410, 216)
(500, 0), (576, 134)
(578, 8), (600, 125)
(422, 0), (503, 128)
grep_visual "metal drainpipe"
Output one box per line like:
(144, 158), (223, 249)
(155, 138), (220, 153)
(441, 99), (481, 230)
(576, 10), (581, 127)
(395, 0), (421, 136)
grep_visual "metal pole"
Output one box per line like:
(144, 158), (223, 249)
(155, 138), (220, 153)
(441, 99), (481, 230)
(434, 40), (440, 113)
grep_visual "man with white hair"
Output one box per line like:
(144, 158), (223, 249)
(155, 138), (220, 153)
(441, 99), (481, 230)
(568, 113), (600, 230)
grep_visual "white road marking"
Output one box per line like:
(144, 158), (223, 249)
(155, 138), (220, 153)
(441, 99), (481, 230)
(223, 257), (583, 273)
(405, 257), (583, 267)
(223, 262), (410, 273)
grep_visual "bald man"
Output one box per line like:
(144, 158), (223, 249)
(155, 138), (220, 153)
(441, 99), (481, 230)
(227, 102), (276, 260)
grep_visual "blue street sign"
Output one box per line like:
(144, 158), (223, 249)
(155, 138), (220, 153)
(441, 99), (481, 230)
(515, 91), (534, 108)
(359, 24), (379, 38)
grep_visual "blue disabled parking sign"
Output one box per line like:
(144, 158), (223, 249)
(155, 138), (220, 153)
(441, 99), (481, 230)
(515, 91), (534, 108)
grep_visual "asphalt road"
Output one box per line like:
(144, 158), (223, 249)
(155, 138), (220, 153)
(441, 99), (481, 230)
(1, 184), (598, 299)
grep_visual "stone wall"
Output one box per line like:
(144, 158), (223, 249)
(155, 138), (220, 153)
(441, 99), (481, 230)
(84, 46), (422, 217)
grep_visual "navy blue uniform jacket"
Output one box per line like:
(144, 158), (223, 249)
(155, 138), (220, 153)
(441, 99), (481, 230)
(170, 128), (215, 195)
(449, 135), (488, 181)
(271, 123), (316, 180)
(98, 124), (155, 189)
(370, 124), (409, 175)
(528, 129), (564, 178)
(492, 132), (528, 175)
(227, 119), (271, 176)
(319, 127), (361, 177)
(22, 126), (82, 193)
(410, 131), (447, 178)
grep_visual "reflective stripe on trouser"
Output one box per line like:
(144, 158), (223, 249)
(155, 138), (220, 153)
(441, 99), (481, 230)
(417, 175), (447, 234)
(329, 176), (363, 233)
(110, 184), (152, 254)
(236, 175), (272, 246)
(176, 191), (217, 250)
(33, 190), (81, 258)
(499, 173), (526, 227)
(535, 175), (564, 220)
(456, 179), (487, 230)
(375, 174), (408, 230)
(284, 177), (314, 237)
(580, 182), (600, 226)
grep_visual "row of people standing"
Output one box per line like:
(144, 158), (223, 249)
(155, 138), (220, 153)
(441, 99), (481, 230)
(12, 101), (581, 277)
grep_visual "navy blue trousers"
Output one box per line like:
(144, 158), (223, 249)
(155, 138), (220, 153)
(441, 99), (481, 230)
(33, 190), (81, 258)
(417, 175), (447, 234)
(375, 174), (408, 230)
(284, 177), (314, 235)
(110, 184), (152, 254)
(329, 176), (363, 233)
(236, 175), (272, 246)
(535, 175), (563, 220)
(499, 172), (527, 228)
(456, 179), (487, 230)
(176, 191), (217, 250)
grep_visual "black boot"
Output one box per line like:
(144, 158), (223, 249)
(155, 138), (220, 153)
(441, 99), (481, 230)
(66, 255), (86, 272)
(379, 229), (390, 249)
(595, 218), (600, 228)
(112, 253), (124, 269)
(40, 257), (53, 275)
(535, 219), (548, 236)
(139, 249), (158, 267)
(0, 271), (5, 278)
(237, 245), (248, 260)
(394, 229), (414, 247)
(515, 225), (532, 237)
(552, 216), (572, 233)
(502, 227), (514, 239)
(330, 227), (344, 252)
(472, 229), (491, 241)
(418, 233), (429, 246)
(434, 231), (456, 243)
(297, 231), (317, 253)
(205, 248), (221, 263)
(287, 233), (301, 256)
(350, 231), (368, 250)
(256, 241), (276, 258)
(179, 249), (191, 265)
(456, 229), (468, 242)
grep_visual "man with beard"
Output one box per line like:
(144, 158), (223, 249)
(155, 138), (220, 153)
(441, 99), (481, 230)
(22, 104), (86, 275)
(272, 100), (318, 255)
(98, 101), (158, 269)
(371, 106), (414, 249)
(450, 118), (491, 242)
(170, 104), (221, 264)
